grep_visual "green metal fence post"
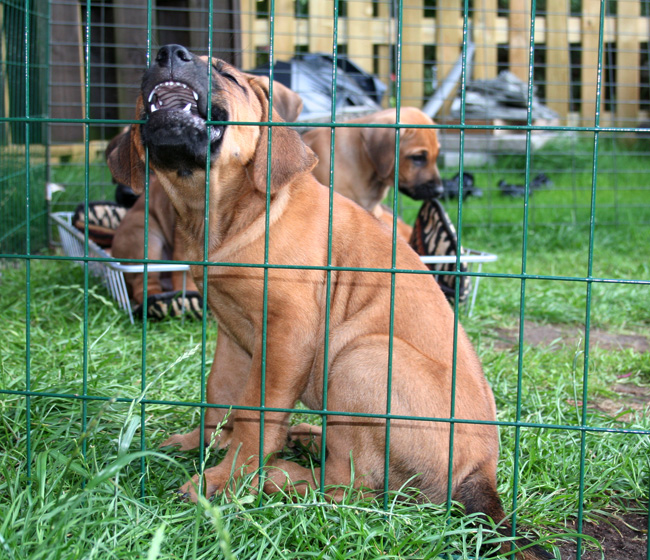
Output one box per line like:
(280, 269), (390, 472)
(319, 0), (342, 495)
(576, 1), (608, 555)
(23, 0), (32, 485)
(510, 0), (540, 554)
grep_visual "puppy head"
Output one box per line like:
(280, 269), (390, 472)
(107, 45), (316, 202)
(361, 107), (443, 200)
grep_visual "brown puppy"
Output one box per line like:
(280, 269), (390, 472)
(110, 162), (197, 307)
(109, 76), (304, 312)
(302, 107), (443, 239)
(108, 45), (551, 560)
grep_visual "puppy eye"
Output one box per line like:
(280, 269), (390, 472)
(211, 61), (240, 85)
(408, 153), (428, 165)
(221, 72), (239, 85)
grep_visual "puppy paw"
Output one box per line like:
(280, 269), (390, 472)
(161, 426), (230, 451)
(135, 290), (204, 321)
(177, 470), (228, 503)
(287, 423), (322, 449)
(175, 487), (193, 502)
(160, 432), (201, 451)
(177, 476), (202, 503)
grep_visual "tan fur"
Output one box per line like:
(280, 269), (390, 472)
(108, 47), (551, 560)
(302, 107), (443, 240)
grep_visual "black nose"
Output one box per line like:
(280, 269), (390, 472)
(432, 179), (444, 198)
(155, 44), (192, 69)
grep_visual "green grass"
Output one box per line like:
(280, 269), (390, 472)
(48, 161), (115, 209)
(1, 136), (649, 558)
(397, 135), (650, 228)
(1, 209), (648, 559)
(31, 134), (650, 231)
(461, 223), (650, 331)
(0, 151), (48, 255)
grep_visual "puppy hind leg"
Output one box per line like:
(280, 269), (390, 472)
(160, 420), (232, 451)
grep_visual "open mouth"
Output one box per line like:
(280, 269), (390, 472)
(148, 81), (199, 115)
(146, 80), (225, 143)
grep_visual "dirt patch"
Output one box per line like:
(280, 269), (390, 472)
(586, 384), (650, 421)
(556, 512), (648, 559)
(565, 383), (650, 422)
(490, 321), (650, 421)
(489, 323), (649, 557)
(491, 322), (650, 353)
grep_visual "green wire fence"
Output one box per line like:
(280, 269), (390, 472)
(0, 0), (48, 256)
(1, 1), (649, 559)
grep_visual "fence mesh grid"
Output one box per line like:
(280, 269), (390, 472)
(1, 0), (649, 559)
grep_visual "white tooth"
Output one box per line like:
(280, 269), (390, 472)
(148, 91), (154, 102)
(193, 90), (198, 100)
(183, 103), (192, 112)
(151, 104), (157, 112)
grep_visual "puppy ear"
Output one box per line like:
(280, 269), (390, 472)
(244, 74), (304, 122)
(106, 109), (147, 193)
(251, 124), (318, 194)
(248, 77), (317, 194)
(360, 117), (397, 180)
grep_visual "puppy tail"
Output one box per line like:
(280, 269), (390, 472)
(453, 468), (555, 560)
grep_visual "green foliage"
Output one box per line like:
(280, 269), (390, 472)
(394, 135), (650, 229)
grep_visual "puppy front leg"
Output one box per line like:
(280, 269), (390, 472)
(161, 331), (251, 450)
(170, 229), (198, 293)
(117, 232), (166, 304)
(179, 338), (307, 501)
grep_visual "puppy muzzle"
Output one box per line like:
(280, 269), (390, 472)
(400, 179), (444, 200)
(140, 44), (227, 173)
